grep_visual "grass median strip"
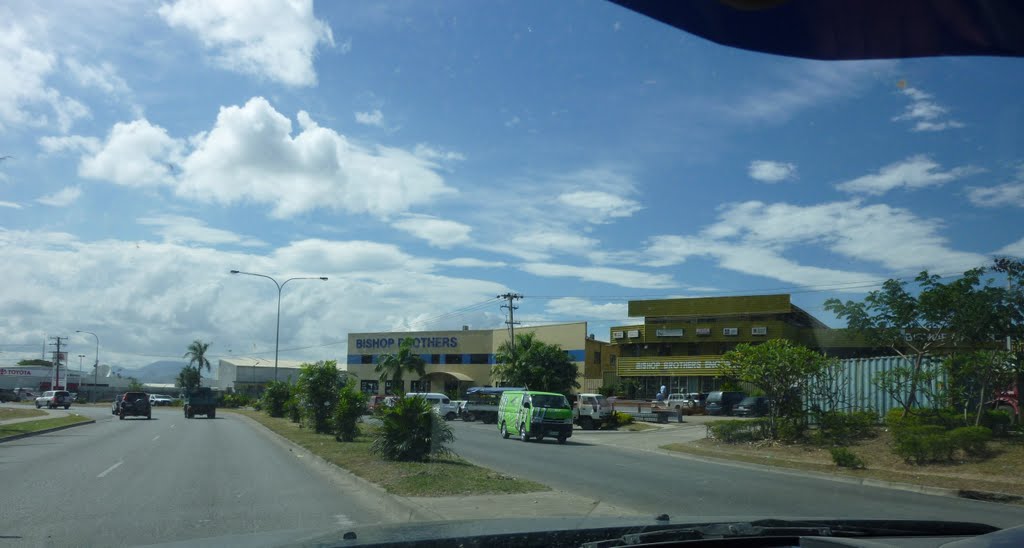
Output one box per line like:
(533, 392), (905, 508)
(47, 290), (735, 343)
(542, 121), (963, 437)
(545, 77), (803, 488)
(0, 406), (48, 420)
(662, 434), (1024, 501)
(0, 414), (92, 440)
(232, 410), (548, 497)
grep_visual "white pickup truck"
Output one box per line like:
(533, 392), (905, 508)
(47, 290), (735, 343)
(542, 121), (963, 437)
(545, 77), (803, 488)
(572, 393), (613, 430)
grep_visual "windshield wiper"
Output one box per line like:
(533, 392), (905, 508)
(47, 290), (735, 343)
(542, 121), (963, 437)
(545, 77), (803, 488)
(580, 519), (999, 547)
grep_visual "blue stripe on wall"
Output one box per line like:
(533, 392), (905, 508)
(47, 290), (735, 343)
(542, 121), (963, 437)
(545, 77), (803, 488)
(567, 349), (585, 361)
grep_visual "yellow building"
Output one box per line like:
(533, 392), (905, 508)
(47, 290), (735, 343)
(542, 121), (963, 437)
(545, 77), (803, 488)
(609, 294), (874, 398)
(346, 322), (615, 396)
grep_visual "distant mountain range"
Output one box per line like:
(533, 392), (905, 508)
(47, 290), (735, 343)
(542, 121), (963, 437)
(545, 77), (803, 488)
(121, 360), (189, 384)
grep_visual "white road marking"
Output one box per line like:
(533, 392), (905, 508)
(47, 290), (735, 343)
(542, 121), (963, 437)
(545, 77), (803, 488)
(170, 424), (175, 429)
(152, 435), (160, 441)
(334, 514), (354, 527)
(97, 461), (123, 478)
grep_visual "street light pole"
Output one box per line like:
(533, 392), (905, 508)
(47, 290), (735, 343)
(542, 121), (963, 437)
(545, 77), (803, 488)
(229, 270), (328, 382)
(78, 354), (85, 392)
(76, 330), (99, 402)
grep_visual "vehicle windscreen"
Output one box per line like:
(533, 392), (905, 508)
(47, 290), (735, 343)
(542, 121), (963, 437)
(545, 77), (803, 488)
(531, 395), (570, 409)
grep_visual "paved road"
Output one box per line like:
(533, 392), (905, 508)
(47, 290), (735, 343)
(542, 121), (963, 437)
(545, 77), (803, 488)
(0, 406), (392, 546)
(447, 420), (1024, 529)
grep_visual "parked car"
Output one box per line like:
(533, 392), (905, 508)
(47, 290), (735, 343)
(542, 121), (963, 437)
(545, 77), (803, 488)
(733, 396), (769, 417)
(111, 393), (124, 415)
(35, 390), (72, 409)
(149, 394), (173, 406)
(705, 391), (747, 416)
(405, 392), (460, 421)
(119, 392), (152, 420)
(0, 388), (20, 402)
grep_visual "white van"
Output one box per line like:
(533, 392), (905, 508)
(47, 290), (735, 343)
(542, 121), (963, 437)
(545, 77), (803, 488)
(405, 392), (460, 421)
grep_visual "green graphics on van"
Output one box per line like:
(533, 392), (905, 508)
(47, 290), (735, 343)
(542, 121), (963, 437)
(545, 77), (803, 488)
(497, 391), (573, 444)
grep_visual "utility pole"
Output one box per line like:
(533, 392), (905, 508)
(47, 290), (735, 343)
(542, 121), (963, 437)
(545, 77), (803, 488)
(498, 293), (523, 353)
(49, 336), (68, 390)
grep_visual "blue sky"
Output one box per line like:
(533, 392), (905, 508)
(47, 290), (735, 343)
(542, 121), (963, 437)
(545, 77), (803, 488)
(1, 0), (1022, 369)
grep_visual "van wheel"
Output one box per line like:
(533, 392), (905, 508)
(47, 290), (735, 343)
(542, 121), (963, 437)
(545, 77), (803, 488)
(445, 412), (456, 421)
(462, 412), (475, 422)
(500, 422), (509, 439)
(520, 423), (529, 442)
(557, 435), (568, 445)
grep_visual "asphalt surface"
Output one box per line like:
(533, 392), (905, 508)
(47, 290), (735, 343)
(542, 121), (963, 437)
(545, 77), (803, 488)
(447, 420), (1024, 529)
(0, 405), (391, 547)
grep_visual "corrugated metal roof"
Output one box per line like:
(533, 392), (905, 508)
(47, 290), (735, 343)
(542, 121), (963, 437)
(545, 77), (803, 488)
(218, 357), (319, 369)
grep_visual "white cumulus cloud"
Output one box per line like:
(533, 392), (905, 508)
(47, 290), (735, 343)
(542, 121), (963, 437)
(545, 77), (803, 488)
(836, 155), (982, 196)
(137, 214), (266, 247)
(354, 109), (384, 127)
(158, 0), (334, 87)
(546, 297), (628, 320)
(893, 86), (964, 132)
(391, 214), (472, 248)
(35, 186), (82, 207)
(748, 160), (797, 183)
(967, 166), (1024, 208)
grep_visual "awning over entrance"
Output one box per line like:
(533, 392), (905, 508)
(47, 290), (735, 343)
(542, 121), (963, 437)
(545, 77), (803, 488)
(427, 371), (473, 381)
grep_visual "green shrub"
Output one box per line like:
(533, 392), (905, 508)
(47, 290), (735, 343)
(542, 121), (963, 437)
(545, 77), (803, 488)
(333, 379), (367, 442)
(775, 417), (807, 443)
(597, 384), (618, 397)
(707, 420), (764, 443)
(815, 410), (878, 445)
(219, 393), (252, 409)
(886, 408), (963, 430)
(830, 447), (866, 469)
(892, 425), (954, 464)
(948, 426), (993, 457)
(981, 410), (1012, 437)
(297, 360), (346, 434)
(601, 410), (634, 430)
(285, 395), (302, 423)
(371, 395), (454, 461)
(261, 381), (291, 418)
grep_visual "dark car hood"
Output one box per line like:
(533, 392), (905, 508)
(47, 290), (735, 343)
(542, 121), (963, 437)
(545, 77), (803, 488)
(138, 516), (1021, 548)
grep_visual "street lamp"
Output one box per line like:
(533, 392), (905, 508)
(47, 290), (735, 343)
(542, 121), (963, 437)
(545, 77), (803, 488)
(75, 330), (99, 402)
(230, 270), (328, 381)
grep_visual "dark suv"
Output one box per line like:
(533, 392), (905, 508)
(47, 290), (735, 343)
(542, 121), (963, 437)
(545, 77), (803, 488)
(119, 392), (152, 420)
(705, 391), (747, 416)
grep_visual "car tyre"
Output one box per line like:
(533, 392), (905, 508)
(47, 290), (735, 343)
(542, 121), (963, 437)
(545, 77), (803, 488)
(445, 412), (456, 421)
(500, 421), (509, 439)
(64, 405), (70, 410)
(519, 423), (529, 442)
(35, 402), (41, 409)
(119, 412), (124, 420)
(209, 409), (216, 419)
(557, 434), (568, 444)
(462, 412), (475, 422)
(580, 416), (594, 430)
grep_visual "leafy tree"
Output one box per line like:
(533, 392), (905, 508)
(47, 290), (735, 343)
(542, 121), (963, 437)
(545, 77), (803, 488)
(17, 359), (52, 367)
(826, 265), (1024, 417)
(175, 365), (200, 392)
(492, 332), (580, 395)
(375, 337), (426, 396)
(260, 380), (291, 418)
(945, 350), (1016, 426)
(127, 377), (144, 391)
(371, 395), (454, 461)
(333, 378), (367, 442)
(722, 339), (831, 438)
(296, 360), (347, 434)
(183, 340), (212, 387)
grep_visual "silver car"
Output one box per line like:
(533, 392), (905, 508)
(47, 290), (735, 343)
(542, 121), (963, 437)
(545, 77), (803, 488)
(35, 390), (72, 410)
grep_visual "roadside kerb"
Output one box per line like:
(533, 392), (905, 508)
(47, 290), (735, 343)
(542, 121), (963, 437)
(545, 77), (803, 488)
(0, 418), (96, 443)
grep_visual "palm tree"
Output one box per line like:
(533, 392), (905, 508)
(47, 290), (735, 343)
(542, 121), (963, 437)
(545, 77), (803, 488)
(492, 332), (540, 386)
(183, 339), (212, 388)
(375, 337), (426, 396)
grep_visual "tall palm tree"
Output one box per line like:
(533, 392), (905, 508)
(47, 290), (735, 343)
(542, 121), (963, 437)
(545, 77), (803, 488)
(183, 339), (212, 388)
(375, 337), (426, 396)
(493, 332), (540, 386)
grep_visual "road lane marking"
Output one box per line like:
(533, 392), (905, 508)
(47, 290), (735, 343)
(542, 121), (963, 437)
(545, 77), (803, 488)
(170, 424), (175, 429)
(97, 461), (123, 478)
(152, 435), (160, 441)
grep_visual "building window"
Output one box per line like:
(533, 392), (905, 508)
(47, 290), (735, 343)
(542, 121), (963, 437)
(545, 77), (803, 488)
(410, 380), (430, 393)
(360, 354), (374, 364)
(658, 344), (672, 356)
(384, 380), (402, 395)
(469, 353), (489, 364)
(610, 355), (617, 365)
(444, 354), (463, 364)
(594, 351), (602, 363)
(360, 380), (379, 394)
(430, 354), (442, 364)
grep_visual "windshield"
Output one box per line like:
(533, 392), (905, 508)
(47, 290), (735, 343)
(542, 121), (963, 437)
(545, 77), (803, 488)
(2, 1), (1023, 546)
(531, 395), (571, 409)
